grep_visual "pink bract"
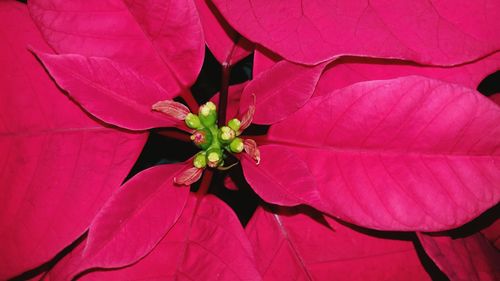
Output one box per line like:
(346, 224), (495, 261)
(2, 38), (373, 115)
(29, 0), (205, 93)
(212, 0), (500, 66)
(1, 0), (499, 280)
(0, 2), (146, 279)
(252, 76), (500, 231)
(247, 207), (432, 280)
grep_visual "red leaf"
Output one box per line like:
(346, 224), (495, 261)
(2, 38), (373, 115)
(481, 220), (500, 250)
(240, 60), (326, 124)
(194, 0), (253, 65)
(212, 0), (500, 66)
(29, 0), (204, 93)
(491, 94), (500, 106)
(418, 233), (500, 281)
(47, 163), (191, 280)
(0, 2), (145, 279)
(34, 51), (187, 131)
(253, 47), (282, 77)
(267, 76), (500, 231)
(315, 52), (500, 96)
(51, 195), (262, 280)
(242, 145), (321, 207)
(246, 207), (430, 281)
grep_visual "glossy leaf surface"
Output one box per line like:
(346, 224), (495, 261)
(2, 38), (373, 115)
(213, 0), (500, 66)
(246, 207), (430, 280)
(418, 233), (500, 280)
(35, 52), (186, 131)
(240, 60), (326, 124)
(29, 0), (204, 93)
(49, 195), (262, 280)
(0, 2), (146, 279)
(267, 76), (500, 231)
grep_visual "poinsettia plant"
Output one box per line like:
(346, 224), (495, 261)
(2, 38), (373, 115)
(1, 0), (499, 280)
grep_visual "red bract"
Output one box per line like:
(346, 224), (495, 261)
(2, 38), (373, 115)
(0, 2), (146, 279)
(212, 0), (500, 66)
(1, 0), (499, 280)
(246, 207), (431, 280)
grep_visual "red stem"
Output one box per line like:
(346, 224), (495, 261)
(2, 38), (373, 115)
(217, 36), (240, 126)
(155, 128), (191, 142)
(218, 62), (231, 126)
(180, 89), (199, 113)
(196, 169), (213, 198)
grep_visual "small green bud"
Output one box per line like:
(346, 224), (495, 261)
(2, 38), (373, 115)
(193, 152), (207, 168)
(229, 137), (244, 153)
(185, 113), (201, 129)
(227, 118), (241, 132)
(206, 147), (223, 168)
(190, 128), (212, 149)
(198, 102), (217, 127)
(218, 126), (235, 144)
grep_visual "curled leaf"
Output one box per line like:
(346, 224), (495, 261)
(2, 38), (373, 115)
(174, 166), (204, 185)
(152, 100), (191, 120)
(240, 94), (256, 131)
(244, 139), (261, 164)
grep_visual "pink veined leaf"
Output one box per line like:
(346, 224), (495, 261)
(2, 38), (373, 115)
(194, 0), (253, 65)
(266, 76), (500, 231)
(28, 0), (204, 93)
(44, 163), (191, 280)
(253, 46), (282, 77)
(48, 195), (262, 281)
(0, 2), (146, 279)
(315, 52), (500, 97)
(241, 145), (321, 207)
(212, 0), (500, 66)
(246, 207), (431, 281)
(239, 60), (327, 124)
(417, 233), (500, 281)
(33, 51), (189, 131)
(211, 82), (247, 122)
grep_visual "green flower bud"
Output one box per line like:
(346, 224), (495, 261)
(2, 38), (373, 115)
(198, 102), (217, 127)
(185, 113), (201, 129)
(229, 137), (244, 153)
(190, 128), (212, 149)
(206, 147), (223, 168)
(227, 118), (241, 132)
(193, 152), (207, 168)
(218, 126), (236, 144)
